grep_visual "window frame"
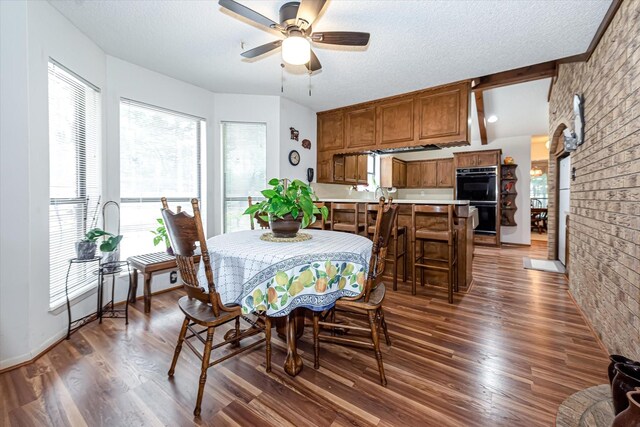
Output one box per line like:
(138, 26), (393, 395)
(221, 121), (267, 233)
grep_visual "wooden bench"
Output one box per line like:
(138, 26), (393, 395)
(128, 252), (200, 313)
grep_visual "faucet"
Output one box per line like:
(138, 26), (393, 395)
(374, 186), (387, 201)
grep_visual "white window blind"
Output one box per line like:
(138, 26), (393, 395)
(48, 60), (102, 308)
(222, 122), (267, 233)
(120, 99), (203, 258)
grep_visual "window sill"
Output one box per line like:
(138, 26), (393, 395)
(48, 282), (98, 314)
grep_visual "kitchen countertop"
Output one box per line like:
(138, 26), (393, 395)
(319, 198), (470, 205)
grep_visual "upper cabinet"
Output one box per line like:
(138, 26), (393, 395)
(454, 149), (501, 169)
(316, 80), (470, 156)
(376, 98), (415, 146)
(436, 158), (454, 187)
(380, 157), (407, 188)
(345, 106), (375, 149)
(318, 111), (344, 152)
(415, 82), (469, 147)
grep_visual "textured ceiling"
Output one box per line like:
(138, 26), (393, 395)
(48, 0), (611, 111)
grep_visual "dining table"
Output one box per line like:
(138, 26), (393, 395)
(197, 228), (373, 376)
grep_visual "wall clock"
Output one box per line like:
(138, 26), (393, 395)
(288, 150), (300, 166)
(573, 94), (584, 146)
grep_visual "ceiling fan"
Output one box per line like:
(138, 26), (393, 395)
(219, 0), (370, 72)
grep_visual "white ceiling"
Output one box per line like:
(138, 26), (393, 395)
(49, 0), (611, 112)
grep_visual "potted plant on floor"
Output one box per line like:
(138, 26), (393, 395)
(151, 218), (173, 255)
(244, 178), (328, 238)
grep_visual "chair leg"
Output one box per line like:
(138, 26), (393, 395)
(421, 241), (425, 287)
(448, 243), (454, 304)
(313, 311), (320, 369)
(330, 308), (336, 337)
(379, 308), (391, 346)
(403, 232), (408, 282)
(411, 240), (417, 296)
(265, 316), (272, 373)
(194, 327), (214, 417)
(368, 310), (386, 386)
(392, 234), (398, 291)
(168, 317), (189, 377)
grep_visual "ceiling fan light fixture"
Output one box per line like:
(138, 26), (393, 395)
(282, 35), (310, 65)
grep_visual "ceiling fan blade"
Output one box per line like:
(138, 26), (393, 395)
(306, 50), (322, 72)
(296, 0), (327, 29)
(311, 32), (370, 46)
(241, 40), (283, 58)
(219, 0), (278, 30)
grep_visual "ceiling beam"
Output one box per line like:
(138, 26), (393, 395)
(472, 61), (558, 92)
(474, 91), (488, 145)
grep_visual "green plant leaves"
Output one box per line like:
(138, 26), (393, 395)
(99, 234), (123, 252)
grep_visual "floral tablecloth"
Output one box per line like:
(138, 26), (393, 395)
(197, 229), (372, 317)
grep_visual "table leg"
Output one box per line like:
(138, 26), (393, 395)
(129, 268), (138, 304)
(284, 308), (304, 376)
(143, 273), (152, 313)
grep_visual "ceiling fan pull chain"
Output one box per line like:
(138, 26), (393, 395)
(308, 70), (311, 97)
(281, 63), (285, 93)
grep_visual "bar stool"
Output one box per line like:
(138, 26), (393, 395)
(307, 202), (332, 230)
(411, 205), (458, 303)
(365, 199), (407, 290)
(331, 203), (365, 235)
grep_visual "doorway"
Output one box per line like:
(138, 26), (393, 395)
(557, 155), (571, 266)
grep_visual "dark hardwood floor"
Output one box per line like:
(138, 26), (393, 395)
(1, 242), (609, 426)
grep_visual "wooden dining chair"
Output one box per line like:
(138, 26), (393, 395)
(248, 196), (270, 230)
(365, 198), (408, 291)
(313, 197), (398, 386)
(161, 197), (270, 417)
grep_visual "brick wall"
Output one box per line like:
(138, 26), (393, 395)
(548, 0), (639, 359)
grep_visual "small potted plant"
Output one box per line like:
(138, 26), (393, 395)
(151, 218), (173, 255)
(99, 231), (123, 272)
(244, 178), (328, 238)
(76, 228), (110, 260)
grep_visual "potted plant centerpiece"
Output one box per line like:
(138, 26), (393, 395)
(85, 228), (123, 272)
(244, 178), (328, 238)
(151, 218), (173, 255)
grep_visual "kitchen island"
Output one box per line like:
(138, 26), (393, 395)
(319, 198), (478, 292)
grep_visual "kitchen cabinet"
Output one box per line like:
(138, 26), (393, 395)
(377, 98), (415, 146)
(345, 107), (375, 149)
(437, 158), (454, 187)
(333, 156), (345, 182)
(344, 155), (358, 183)
(420, 161), (438, 187)
(406, 162), (421, 188)
(454, 149), (501, 169)
(317, 156), (332, 183)
(380, 157), (407, 188)
(318, 111), (344, 152)
(357, 154), (368, 184)
(415, 82), (469, 147)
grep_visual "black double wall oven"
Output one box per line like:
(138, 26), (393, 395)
(455, 166), (498, 235)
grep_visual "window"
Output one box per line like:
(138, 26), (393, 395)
(120, 99), (204, 257)
(222, 122), (267, 233)
(530, 160), (548, 208)
(48, 60), (101, 308)
(356, 154), (379, 192)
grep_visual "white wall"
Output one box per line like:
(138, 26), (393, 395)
(0, 0), (32, 368)
(395, 136), (532, 245)
(279, 98), (317, 183)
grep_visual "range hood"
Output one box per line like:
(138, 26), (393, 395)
(372, 144), (441, 154)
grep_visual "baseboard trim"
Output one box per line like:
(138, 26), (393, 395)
(565, 289), (608, 355)
(0, 285), (184, 374)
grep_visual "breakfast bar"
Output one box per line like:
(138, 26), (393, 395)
(319, 198), (478, 292)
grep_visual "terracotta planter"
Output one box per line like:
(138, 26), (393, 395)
(269, 214), (302, 238)
(612, 363), (640, 414)
(612, 390), (640, 427)
(609, 355), (640, 385)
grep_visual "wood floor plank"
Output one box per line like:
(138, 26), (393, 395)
(1, 242), (610, 426)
